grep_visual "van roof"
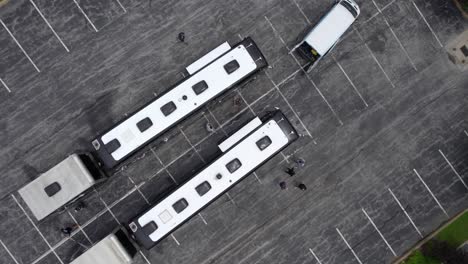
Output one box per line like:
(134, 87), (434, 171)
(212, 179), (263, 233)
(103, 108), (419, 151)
(304, 3), (357, 55)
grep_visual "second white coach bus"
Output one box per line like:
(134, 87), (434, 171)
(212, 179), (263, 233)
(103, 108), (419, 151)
(92, 37), (267, 169)
(127, 110), (298, 249)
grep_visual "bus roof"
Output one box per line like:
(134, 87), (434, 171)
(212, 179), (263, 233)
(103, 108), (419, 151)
(304, 3), (356, 56)
(18, 154), (96, 221)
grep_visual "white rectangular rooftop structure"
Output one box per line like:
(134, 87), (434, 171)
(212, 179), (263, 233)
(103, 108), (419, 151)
(18, 154), (100, 221)
(186, 42), (231, 75)
(70, 233), (133, 264)
(304, 2), (357, 55)
(218, 117), (262, 152)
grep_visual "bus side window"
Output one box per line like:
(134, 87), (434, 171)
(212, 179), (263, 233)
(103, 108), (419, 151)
(256, 136), (272, 151)
(137, 117), (153, 132)
(105, 139), (121, 153)
(224, 60), (240, 74)
(192, 81), (209, 95)
(195, 181), (211, 196)
(161, 102), (177, 116)
(172, 198), (189, 213)
(142, 221), (158, 235)
(226, 158), (242, 173)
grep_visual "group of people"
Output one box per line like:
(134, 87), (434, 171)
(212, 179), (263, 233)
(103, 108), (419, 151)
(279, 158), (307, 191)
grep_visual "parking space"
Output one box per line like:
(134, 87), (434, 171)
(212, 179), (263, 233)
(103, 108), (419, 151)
(0, 0), (467, 263)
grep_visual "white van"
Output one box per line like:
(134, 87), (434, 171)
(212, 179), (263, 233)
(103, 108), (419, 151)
(293, 0), (360, 68)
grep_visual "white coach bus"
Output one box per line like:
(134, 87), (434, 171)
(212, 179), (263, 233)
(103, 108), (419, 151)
(92, 37), (267, 169)
(127, 110), (298, 249)
(293, 0), (360, 68)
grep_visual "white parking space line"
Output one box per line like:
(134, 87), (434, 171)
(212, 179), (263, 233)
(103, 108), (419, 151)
(72, 0), (99, 32)
(464, 130), (468, 137)
(333, 57), (369, 107)
(179, 126), (207, 163)
(29, 0), (70, 52)
(411, 0), (443, 48)
(388, 188), (423, 238)
(354, 28), (396, 88)
(292, 0), (311, 24)
(139, 251), (152, 264)
(306, 73), (344, 126)
(385, 19), (418, 71)
(413, 169), (449, 217)
(253, 172), (262, 184)
(336, 227), (363, 264)
(371, 0), (418, 71)
(264, 16), (344, 127)
(128, 176), (151, 205)
(11, 195), (65, 264)
(0, 19), (41, 73)
(0, 239), (20, 264)
(263, 16), (319, 140)
(198, 213), (208, 225)
(0, 78), (11, 93)
(67, 211), (94, 245)
(308, 248), (323, 264)
(265, 71), (315, 141)
(114, 0), (127, 13)
(226, 192), (236, 205)
(97, 193), (121, 223)
(361, 0), (396, 26)
(150, 148), (179, 184)
(361, 208), (397, 256)
(171, 234), (181, 246)
(438, 149), (468, 191)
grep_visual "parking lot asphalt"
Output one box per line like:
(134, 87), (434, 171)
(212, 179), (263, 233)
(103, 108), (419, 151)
(0, 0), (467, 263)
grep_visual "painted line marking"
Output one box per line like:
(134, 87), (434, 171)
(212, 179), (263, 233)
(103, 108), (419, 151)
(308, 248), (323, 264)
(0, 78), (11, 93)
(198, 213), (208, 225)
(179, 126), (207, 163)
(371, 0), (418, 71)
(30, 0), (70, 52)
(464, 130), (468, 137)
(385, 18), (418, 71)
(362, 208), (397, 256)
(355, 28), (395, 88)
(11, 195), (65, 264)
(150, 147), (179, 184)
(253, 172), (262, 184)
(336, 227), (363, 264)
(411, 0), (443, 48)
(0, 240), (20, 264)
(263, 17), (316, 140)
(72, 0), (99, 32)
(0, 19), (41, 72)
(67, 211), (93, 245)
(265, 71), (315, 141)
(97, 193), (121, 223)
(413, 169), (449, 217)
(264, 16), (343, 126)
(388, 188), (423, 237)
(307, 74), (344, 126)
(171, 234), (180, 245)
(226, 192), (236, 205)
(139, 250), (152, 264)
(333, 57), (369, 107)
(128, 176), (151, 205)
(114, 0), (127, 13)
(439, 149), (468, 191)
(292, 0), (311, 24)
